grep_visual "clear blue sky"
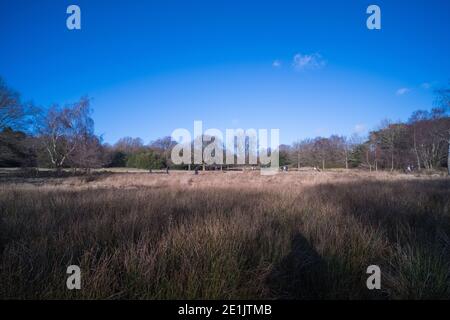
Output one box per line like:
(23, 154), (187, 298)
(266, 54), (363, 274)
(1, 0), (449, 144)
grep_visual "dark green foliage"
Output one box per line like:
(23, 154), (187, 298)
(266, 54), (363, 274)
(349, 143), (366, 168)
(126, 151), (164, 170)
(279, 149), (291, 167)
(108, 151), (127, 167)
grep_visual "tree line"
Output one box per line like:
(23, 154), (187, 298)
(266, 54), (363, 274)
(1, 76), (449, 174)
(283, 107), (449, 173)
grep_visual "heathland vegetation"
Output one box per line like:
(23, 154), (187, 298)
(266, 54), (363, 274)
(1, 171), (449, 299)
(0, 76), (449, 299)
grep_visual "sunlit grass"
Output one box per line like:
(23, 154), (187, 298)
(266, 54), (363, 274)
(0, 171), (449, 299)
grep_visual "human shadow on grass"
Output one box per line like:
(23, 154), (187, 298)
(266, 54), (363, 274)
(266, 233), (331, 299)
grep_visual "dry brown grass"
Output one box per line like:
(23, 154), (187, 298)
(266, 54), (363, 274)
(0, 170), (449, 299)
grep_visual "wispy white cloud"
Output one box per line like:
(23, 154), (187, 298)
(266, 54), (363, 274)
(292, 53), (326, 71)
(420, 81), (440, 90)
(421, 82), (431, 90)
(272, 60), (281, 68)
(353, 124), (366, 134)
(396, 87), (411, 96)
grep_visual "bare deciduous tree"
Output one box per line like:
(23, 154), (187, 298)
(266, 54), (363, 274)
(0, 78), (23, 130)
(114, 137), (145, 154)
(434, 87), (450, 175)
(37, 97), (100, 172)
(69, 135), (105, 173)
(0, 77), (36, 132)
(149, 136), (177, 167)
(408, 107), (449, 172)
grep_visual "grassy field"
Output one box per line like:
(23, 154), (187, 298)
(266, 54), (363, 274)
(0, 169), (449, 299)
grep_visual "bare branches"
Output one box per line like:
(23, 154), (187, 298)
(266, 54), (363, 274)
(36, 97), (103, 171)
(0, 77), (26, 131)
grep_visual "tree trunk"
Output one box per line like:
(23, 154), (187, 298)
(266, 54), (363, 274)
(448, 136), (450, 176)
(413, 129), (421, 171)
(322, 159), (325, 171)
(375, 147), (378, 171)
(345, 151), (348, 169)
(391, 150), (394, 171)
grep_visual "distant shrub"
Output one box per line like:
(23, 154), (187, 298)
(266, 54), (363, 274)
(126, 150), (164, 170)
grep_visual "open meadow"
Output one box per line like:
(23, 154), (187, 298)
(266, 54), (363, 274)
(0, 169), (449, 299)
